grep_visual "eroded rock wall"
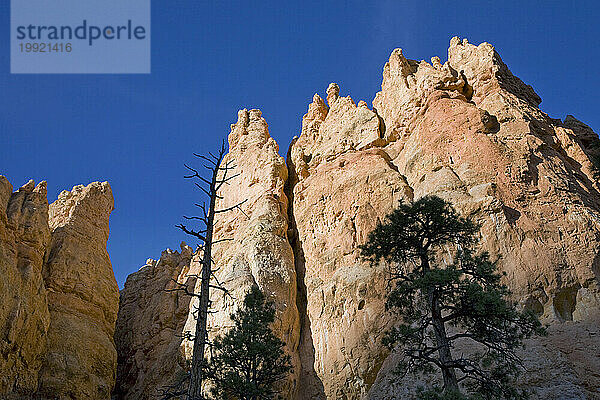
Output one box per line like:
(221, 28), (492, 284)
(39, 182), (120, 399)
(288, 88), (414, 398)
(372, 37), (600, 323)
(0, 178), (51, 396)
(0, 177), (119, 400)
(113, 244), (195, 400)
(181, 109), (301, 397)
(114, 37), (600, 399)
(114, 109), (301, 399)
(288, 37), (600, 399)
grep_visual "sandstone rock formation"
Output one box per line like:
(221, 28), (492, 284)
(0, 178), (119, 400)
(39, 182), (120, 399)
(115, 37), (600, 399)
(114, 244), (195, 400)
(288, 90), (414, 398)
(0, 178), (51, 396)
(290, 37), (600, 399)
(114, 109), (301, 399)
(190, 109), (301, 397)
(384, 37), (600, 320)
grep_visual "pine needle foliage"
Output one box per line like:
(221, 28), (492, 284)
(360, 195), (546, 399)
(205, 286), (291, 400)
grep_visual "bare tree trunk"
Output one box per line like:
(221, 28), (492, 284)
(173, 141), (245, 400)
(431, 291), (458, 392)
(421, 254), (459, 393)
(187, 166), (218, 400)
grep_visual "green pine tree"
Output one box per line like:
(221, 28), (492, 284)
(205, 286), (292, 400)
(360, 195), (546, 399)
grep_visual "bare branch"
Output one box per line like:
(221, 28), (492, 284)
(194, 153), (218, 167)
(183, 163), (200, 176)
(193, 203), (208, 218)
(212, 238), (234, 244)
(196, 175), (212, 186)
(218, 160), (236, 171)
(176, 224), (206, 242)
(210, 284), (230, 293)
(194, 182), (213, 198)
(183, 216), (209, 225)
(215, 199), (248, 214)
(216, 172), (241, 184)
(165, 278), (201, 298)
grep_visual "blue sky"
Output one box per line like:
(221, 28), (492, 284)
(1, 1), (598, 287)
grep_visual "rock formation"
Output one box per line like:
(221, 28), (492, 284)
(114, 37), (600, 399)
(114, 244), (195, 400)
(0, 178), (51, 396)
(192, 109), (301, 397)
(114, 109), (301, 399)
(288, 87), (414, 398)
(0, 178), (119, 399)
(39, 182), (120, 399)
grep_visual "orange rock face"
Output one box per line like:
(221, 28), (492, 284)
(115, 37), (600, 399)
(290, 37), (600, 399)
(0, 178), (119, 400)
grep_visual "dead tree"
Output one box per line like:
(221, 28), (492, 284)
(166, 139), (247, 400)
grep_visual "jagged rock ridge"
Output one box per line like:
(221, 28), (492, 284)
(0, 178), (119, 399)
(114, 37), (600, 399)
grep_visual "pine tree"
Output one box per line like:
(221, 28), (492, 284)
(205, 286), (292, 400)
(360, 195), (545, 399)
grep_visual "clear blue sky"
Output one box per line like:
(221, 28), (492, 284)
(1, 1), (598, 287)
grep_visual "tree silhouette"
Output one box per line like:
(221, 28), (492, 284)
(360, 195), (545, 399)
(205, 286), (291, 400)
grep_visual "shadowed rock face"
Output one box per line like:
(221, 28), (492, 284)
(0, 179), (51, 396)
(113, 244), (195, 400)
(115, 37), (600, 399)
(0, 178), (119, 400)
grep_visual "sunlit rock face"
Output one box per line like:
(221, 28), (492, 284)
(290, 37), (600, 399)
(114, 109), (301, 400)
(115, 37), (600, 399)
(376, 37), (600, 323)
(288, 87), (414, 398)
(0, 178), (119, 400)
(39, 182), (119, 400)
(182, 109), (301, 398)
